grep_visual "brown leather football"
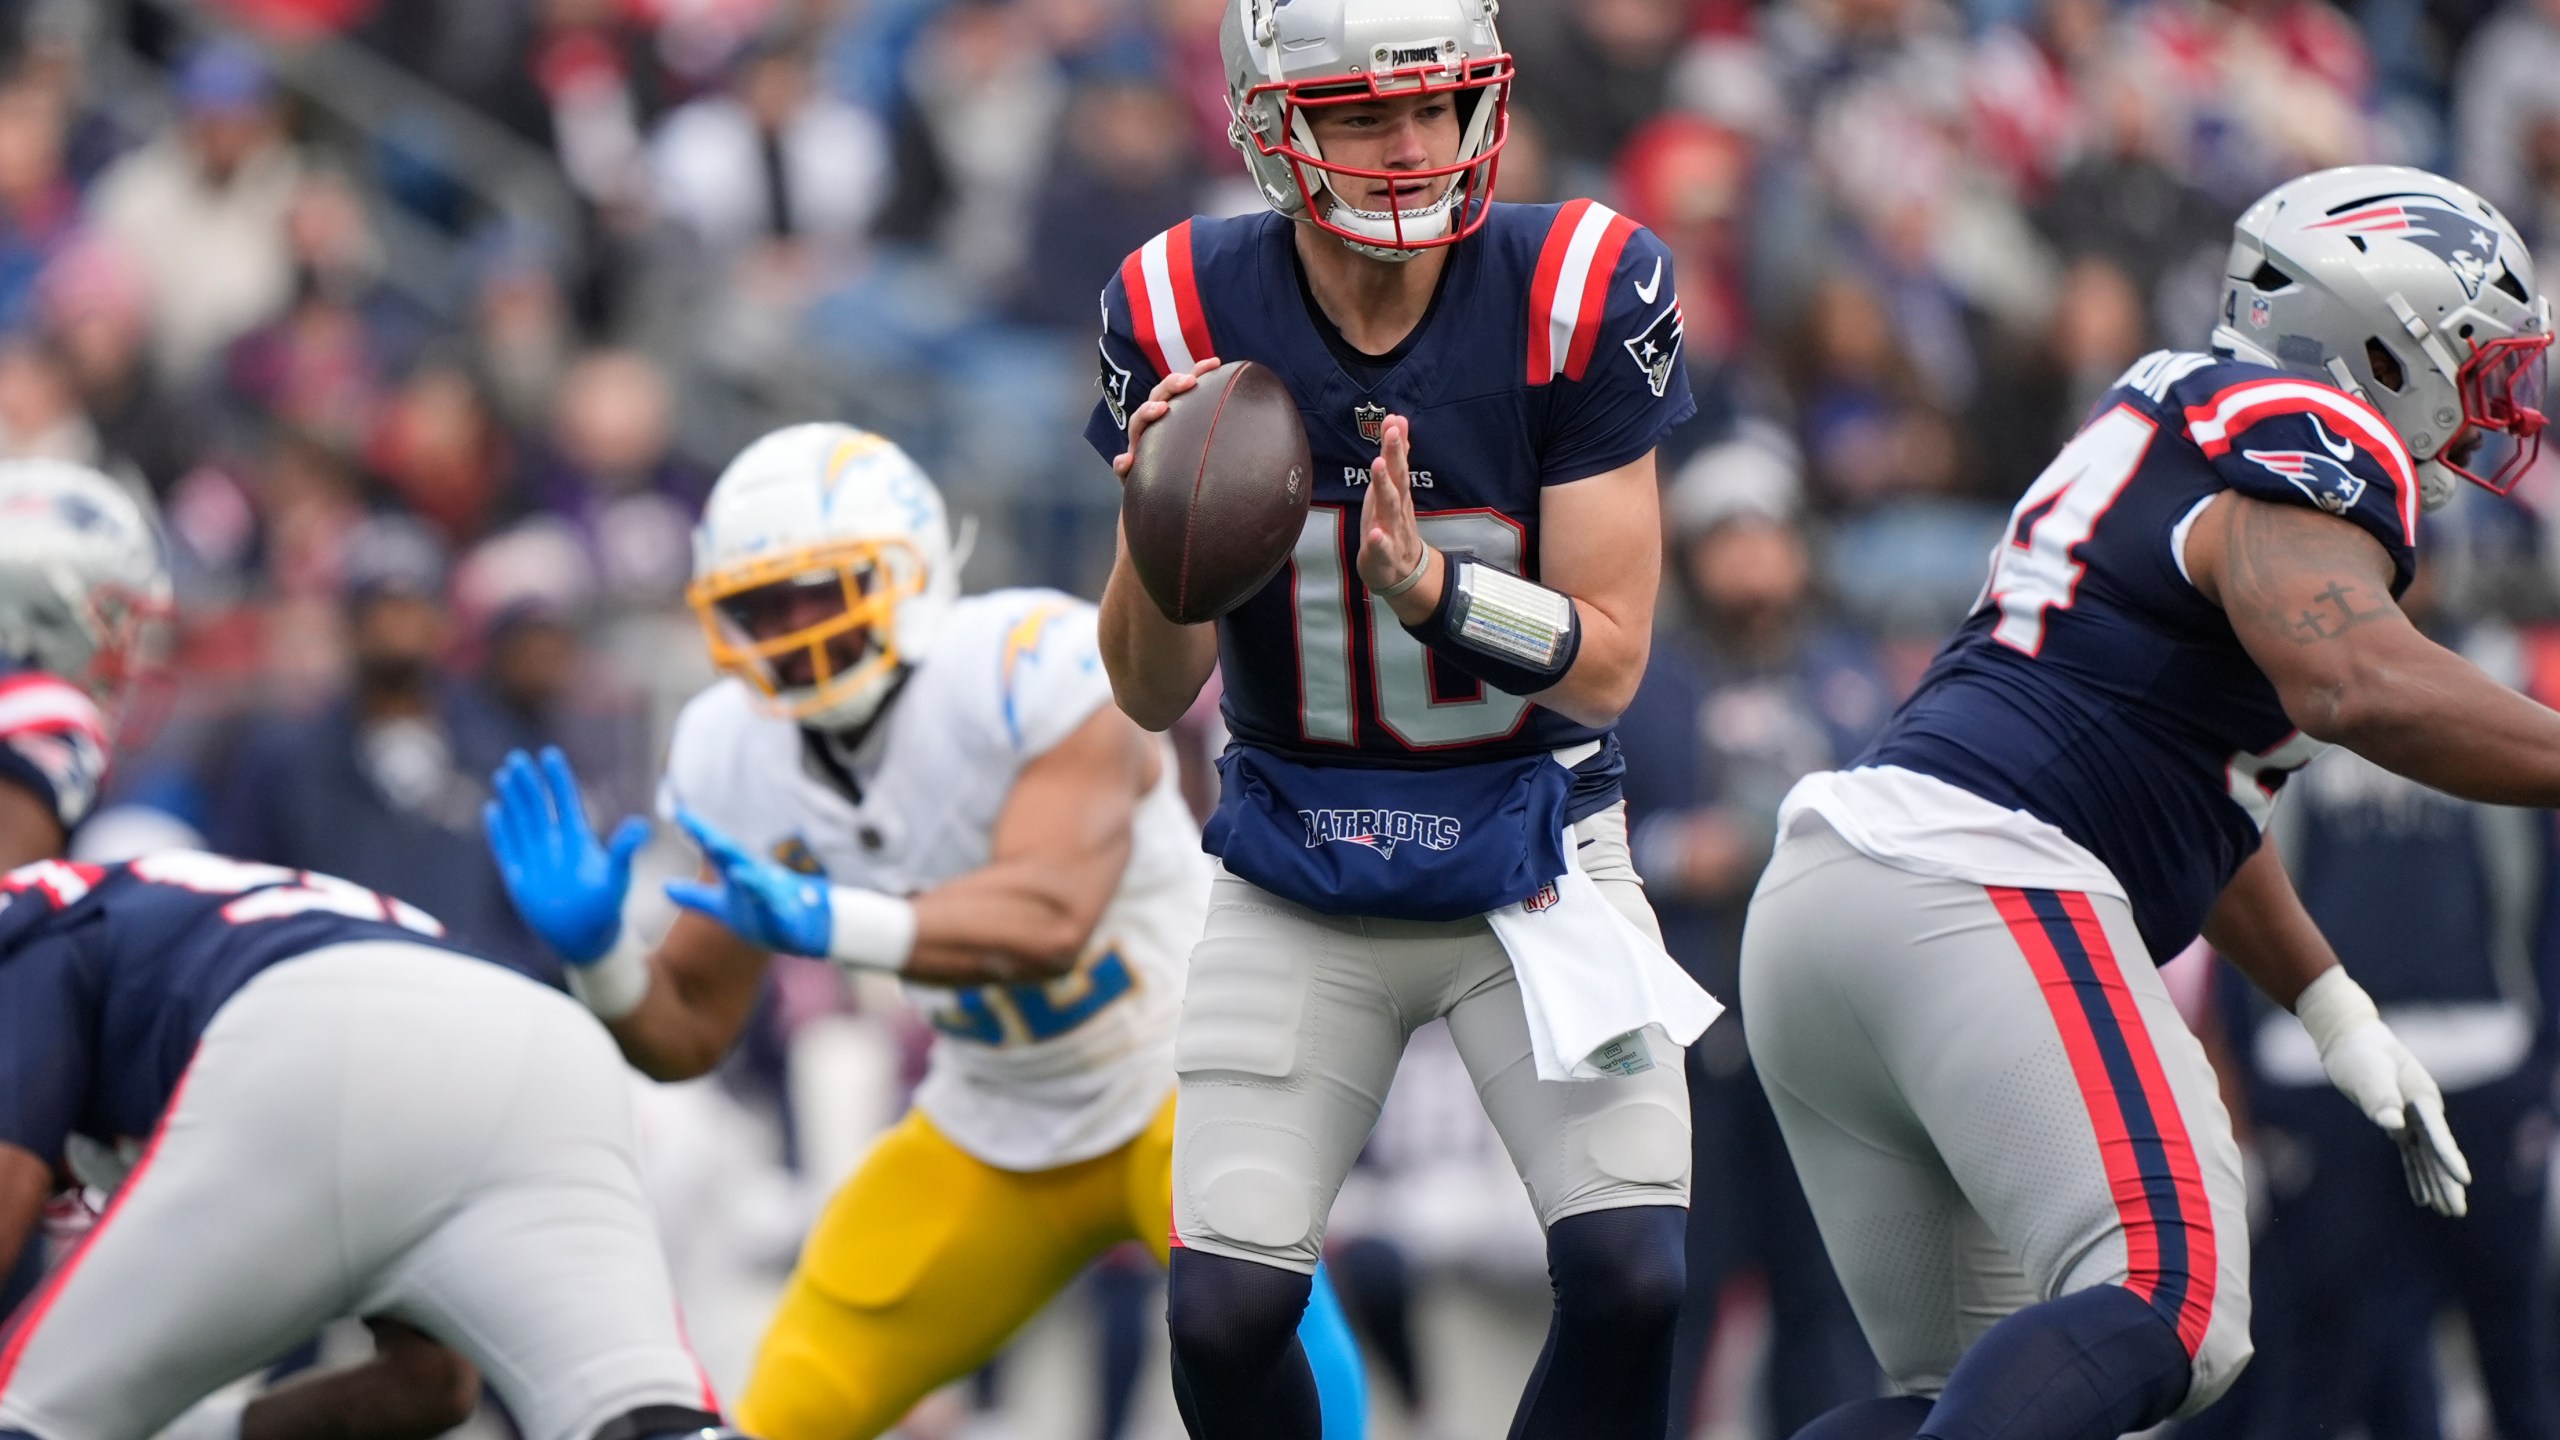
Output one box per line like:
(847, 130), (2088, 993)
(1122, 360), (1313, 624)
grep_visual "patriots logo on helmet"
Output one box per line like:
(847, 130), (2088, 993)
(1097, 342), (1133, 431)
(2307, 193), (2505, 301)
(1354, 402), (1388, 444)
(2244, 448), (2369, 516)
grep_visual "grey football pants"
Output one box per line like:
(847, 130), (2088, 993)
(0, 943), (716, 1440)
(1739, 817), (2252, 1415)
(1170, 804), (1694, 1273)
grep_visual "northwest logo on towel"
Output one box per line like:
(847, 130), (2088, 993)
(1298, 807), (1461, 858)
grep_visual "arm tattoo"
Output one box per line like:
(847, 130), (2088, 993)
(2219, 495), (2400, 647)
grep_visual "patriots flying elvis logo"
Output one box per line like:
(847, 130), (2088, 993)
(2244, 447), (2368, 516)
(1299, 807), (1462, 858)
(2305, 193), (2505, 301)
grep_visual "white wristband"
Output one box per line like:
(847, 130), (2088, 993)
(2292, 966), (2379, 1055)
(827, 887), (918, 974)
(565, 928), (652, 1022)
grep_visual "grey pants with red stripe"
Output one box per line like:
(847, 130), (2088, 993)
(0, 943), (716, 1440)
(1739, 817), (2252, 1417)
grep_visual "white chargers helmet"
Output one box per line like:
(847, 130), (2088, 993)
(0, 460), (171, 716)
(2212, 165), (2551, 510)
(1222, 0), (1509, 260)
(686, 424), (960, 732)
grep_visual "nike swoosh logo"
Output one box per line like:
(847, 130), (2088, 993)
(1633, 257), (1662, 305)
(2309, 415), (2356, 463)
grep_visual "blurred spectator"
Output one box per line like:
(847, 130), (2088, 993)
(0, 81), (78, 333)
(0, 334), (101, 466)
(2457, 0), (2560, 226)
(87, 39), (305, 388)
(1974, 254), (2151, 496)
(522, 348), (706, 602)
(209, 516), (557, 981)
(224, 172), (432, 454)
(38, 238), (207, 497)
(2037, 61), (2234, 346)
(468, 230), (578, 432)
(1511, 0), (1692, 185)
(1616, 115), (1759, 456)
(365, 362), (515, 545)
(1013, 74), (1197, 330)
(2190, 561), (2560, 1440)
(651, 33), (891, 272)
(528, 0), (670, 214)
(2121, 0), (2375, 205)
(899, 0), (1068, 288)
(1618, 433), (1887, 1438)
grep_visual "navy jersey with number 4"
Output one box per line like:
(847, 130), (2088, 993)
(1083, 201), (1694, 809)
(0, 853), (467, 1169)
(1865, 351), (2421, 961)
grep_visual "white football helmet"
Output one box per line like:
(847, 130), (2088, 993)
(686, 424), (961, 732)
(2212, 165), (2551, 509)
(1222, 0), (1509, 260)
(0, 460), (171, 715)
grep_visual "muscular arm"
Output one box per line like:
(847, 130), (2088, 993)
(2199, 838), (2339, 1009)
(610, 706), (1158, 1080)
(2190, 491), (2560, 804)
(0, 1140), (49, 1290)
(1528, 453), (1663, 726)
(0, 780), (66, 872)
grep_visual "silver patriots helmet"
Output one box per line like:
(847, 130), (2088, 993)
(2212, 165), (2551, 510)
(1221, 0), (1509, 261)
(0, 460), (170, 714)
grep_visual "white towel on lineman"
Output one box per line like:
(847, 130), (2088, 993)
(1489, 825), (1724, 1082)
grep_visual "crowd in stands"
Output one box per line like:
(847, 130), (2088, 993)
(13, 0), (2560, 1431)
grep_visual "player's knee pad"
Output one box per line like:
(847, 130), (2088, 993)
(1167, 1248), (1316, 1373)
(591, 1404), (731, 1440)
(1545, 1205), (1686, 1333)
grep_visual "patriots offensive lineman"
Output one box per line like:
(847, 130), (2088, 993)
(0, 851), (736, 1440)
(1742, 166), (2560, 1440)
(0, 465), (517, 1440)
(1088, 0), (1719, 1433)
(483, 425), (1364, 1439)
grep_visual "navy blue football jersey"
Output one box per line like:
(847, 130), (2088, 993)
(1864, 351), (2423, 961)
(0, 664), (109, 834)
(1084, 202), (1695, 809)
(0, 852), (468, 1167)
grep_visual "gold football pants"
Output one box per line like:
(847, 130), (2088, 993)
(734, 1095), (1175, 1440)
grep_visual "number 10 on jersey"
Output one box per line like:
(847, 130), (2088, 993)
(1289, 506), (1533, 748)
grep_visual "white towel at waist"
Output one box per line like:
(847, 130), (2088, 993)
(1488, 823), (1724, 1082)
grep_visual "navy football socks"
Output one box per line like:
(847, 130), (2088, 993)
(1508, 1205), (1688, 1440)
(1914, 1284), (2192, 1440)
(1167, 1248), (1324, 1439)
(1792, 1396), (1935, 1440)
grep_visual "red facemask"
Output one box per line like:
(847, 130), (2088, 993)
(2443, 330), (2553, 495)
(1238, 57), (1511, 253)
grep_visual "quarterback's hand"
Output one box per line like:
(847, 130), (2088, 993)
(2298, 968), (2471, 1216)
(483, 747), (650, 966)
(1111, 356), (1221, 480)
(664, 808), (832, 957)
(1356, 413), (1438, 619)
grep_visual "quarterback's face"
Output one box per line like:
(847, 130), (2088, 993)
(1307, 93), (1464, 213)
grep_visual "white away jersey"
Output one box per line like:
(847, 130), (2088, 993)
(659, 589), (1207, 1170)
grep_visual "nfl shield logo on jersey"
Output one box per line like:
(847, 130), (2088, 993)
(2244, 447), (2369, 515)
(1354, 402), (1387, 444)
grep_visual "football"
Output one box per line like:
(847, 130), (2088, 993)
(1122, 360), (1313, 624)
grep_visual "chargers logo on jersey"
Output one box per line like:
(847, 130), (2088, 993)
(2306, 193), (2505, 301)
(2243, 448), (2368, 515)
(1298, 807), (1462, 858)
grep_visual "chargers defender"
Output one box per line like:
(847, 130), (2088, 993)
(1742, 166), (2560, 1440)
(1088, 0), (1720, 1433)
(484, 425), (1365, 1439)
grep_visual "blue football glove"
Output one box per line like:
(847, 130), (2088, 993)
(665, 808), (834, 957)
(482, 746), (650, 966)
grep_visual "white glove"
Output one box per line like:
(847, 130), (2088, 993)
(2294, 967), (2472, 1217)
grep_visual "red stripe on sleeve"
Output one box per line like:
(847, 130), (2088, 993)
(1561, 214), (1639, 382)
(2056, 892), (2219, 1357)
(1120, 248), (1170, 379)
(1165, 220), (1215, 372)
(1987, 887), (2169, 1317)
(0, 1053), (199, 1397)
(1524, 198), (1591, 385)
